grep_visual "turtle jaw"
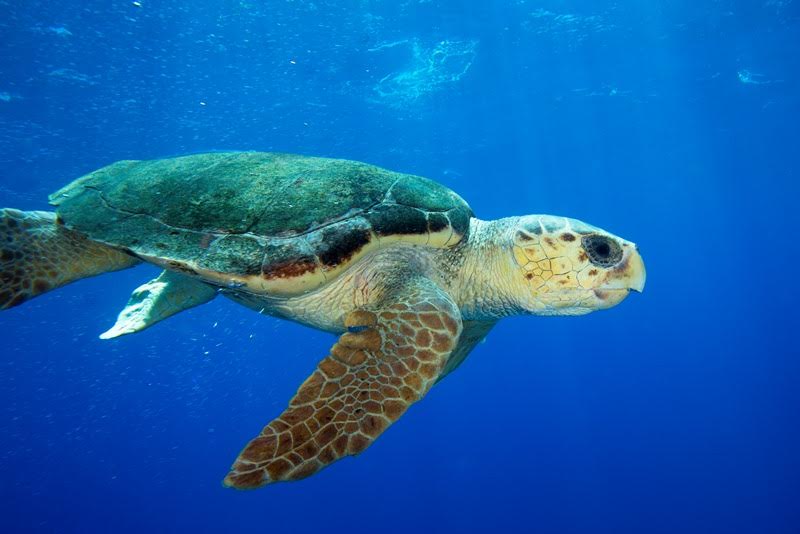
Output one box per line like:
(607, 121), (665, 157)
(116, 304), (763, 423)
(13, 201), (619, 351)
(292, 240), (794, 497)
(627, 247), (646, 293)
(599, 245), (646, 294)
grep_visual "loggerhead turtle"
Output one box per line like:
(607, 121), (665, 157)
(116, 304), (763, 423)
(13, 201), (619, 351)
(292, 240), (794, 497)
(0, 152), (645, 489)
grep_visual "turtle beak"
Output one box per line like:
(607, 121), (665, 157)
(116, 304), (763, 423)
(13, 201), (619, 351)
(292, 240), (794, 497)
(601, 244), (646, 294)
(626, 246), (646, 293)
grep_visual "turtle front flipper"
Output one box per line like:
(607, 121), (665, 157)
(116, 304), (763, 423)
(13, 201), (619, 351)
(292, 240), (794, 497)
(0, 208), (139, 310)
(100, 270), (217, 339)
(224, 278), (463, 489)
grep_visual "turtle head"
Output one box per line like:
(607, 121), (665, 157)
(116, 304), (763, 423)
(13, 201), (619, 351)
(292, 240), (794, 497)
(509, 215), (645, 316)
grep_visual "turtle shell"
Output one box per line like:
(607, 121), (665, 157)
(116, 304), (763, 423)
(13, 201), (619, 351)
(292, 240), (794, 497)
(49, 152), (473, 295)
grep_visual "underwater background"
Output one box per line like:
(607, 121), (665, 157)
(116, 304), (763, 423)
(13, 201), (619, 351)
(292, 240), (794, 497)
(1, 1), (798, 532)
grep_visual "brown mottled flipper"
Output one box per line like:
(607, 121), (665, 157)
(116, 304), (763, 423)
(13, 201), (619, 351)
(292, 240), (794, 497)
(0, 208), (139, 309)
(224, 278), (462, 489)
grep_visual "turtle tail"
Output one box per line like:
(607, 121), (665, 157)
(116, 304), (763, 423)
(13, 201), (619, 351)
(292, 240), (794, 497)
(0, 208), (139, 310)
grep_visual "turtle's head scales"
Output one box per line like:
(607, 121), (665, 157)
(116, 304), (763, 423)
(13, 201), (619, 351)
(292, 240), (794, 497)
(508, 215), (645, 316)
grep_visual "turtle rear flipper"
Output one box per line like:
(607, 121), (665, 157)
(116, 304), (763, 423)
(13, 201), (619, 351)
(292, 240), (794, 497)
(100, 270), (217, 339)
(0, 208), (139, 309)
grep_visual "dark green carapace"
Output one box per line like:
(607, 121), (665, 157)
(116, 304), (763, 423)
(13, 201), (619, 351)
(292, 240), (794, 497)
(50, 152), (472, 286)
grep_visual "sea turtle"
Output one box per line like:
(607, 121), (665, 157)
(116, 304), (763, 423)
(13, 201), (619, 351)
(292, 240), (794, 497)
(0, 152), (645, 489)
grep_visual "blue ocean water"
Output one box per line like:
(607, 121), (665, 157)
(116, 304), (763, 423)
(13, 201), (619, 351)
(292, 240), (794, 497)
(1, 1), (798, 532)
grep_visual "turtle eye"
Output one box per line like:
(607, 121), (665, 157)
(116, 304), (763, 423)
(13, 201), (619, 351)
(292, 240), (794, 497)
(582, 235), (622, 267)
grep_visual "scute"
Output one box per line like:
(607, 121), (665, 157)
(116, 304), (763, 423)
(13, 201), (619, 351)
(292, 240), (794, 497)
(49, 152), (473, 295)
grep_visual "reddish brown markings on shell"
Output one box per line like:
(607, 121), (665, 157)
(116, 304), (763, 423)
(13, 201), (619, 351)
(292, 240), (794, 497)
(166, 260), (198, 277)
(261, 257), (318, 280)
(198, 233), (215, 250)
